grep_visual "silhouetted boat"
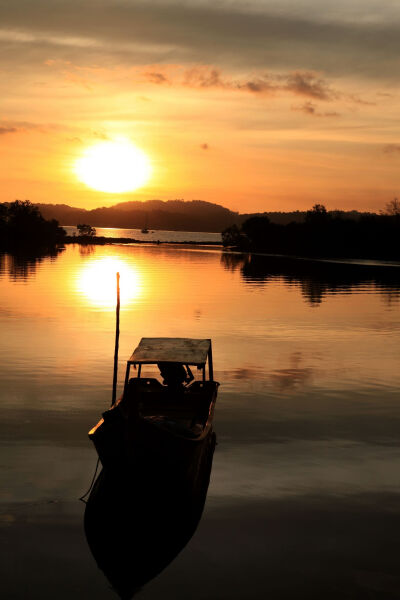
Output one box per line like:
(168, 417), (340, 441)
(89, 338), (219, 488)
(85, 339), (218, 597)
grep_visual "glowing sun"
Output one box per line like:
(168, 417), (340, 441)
(74, 139), (151, 193)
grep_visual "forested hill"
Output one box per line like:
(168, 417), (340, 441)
(33, 199), (374, 233)
(35, 200), (238, 232)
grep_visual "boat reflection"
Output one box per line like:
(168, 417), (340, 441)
(84, 431), (216, 599)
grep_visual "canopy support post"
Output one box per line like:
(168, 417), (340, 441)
(124, 364), (131, 394)
(208, 341), (213, 381)
(111, 272), (120, 406)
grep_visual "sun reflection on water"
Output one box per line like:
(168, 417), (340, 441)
(76, 257), (142, 309)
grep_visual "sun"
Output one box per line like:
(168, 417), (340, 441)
(74, 139), (152, 193)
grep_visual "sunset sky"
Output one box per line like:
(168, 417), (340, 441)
(1, 0), (399, 213)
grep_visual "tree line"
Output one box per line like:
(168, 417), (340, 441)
(0, 200), (66, 250)
(222, 201), (400, 260)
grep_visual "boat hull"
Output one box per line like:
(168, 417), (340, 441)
(89, 380), (218, 494)
(90, 408), (216, 495)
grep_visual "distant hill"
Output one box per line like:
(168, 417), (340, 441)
(35, 200), (238, 233)
(32, 200), (376, 233)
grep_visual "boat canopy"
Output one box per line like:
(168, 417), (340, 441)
(128, 338), (211, 366)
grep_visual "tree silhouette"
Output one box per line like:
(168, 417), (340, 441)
(305, 204), (330, 224)
(0, 200), (66, 249)
(77, 223), (96, 237)
(222, 203), (400, 260)
(383, 198), (400, 216)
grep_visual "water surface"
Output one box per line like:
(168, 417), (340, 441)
(63, 226), (222, 243)
(1, 243), (400, 598)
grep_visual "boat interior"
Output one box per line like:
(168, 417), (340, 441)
(123, 376), (217, 435)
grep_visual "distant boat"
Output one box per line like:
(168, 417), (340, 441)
(141, 215), (149, 233)
(88, 337), (219, 479)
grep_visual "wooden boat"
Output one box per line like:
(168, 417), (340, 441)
(89, 338), (219, 484)
(86, 338), (218, 597)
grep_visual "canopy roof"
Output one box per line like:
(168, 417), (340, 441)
(128, 337), (211, 366)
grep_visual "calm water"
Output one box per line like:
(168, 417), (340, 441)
(1, 243), (400, 598)
(63, 226), (222, 243)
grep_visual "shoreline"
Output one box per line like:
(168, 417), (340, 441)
(64, 235), (222, 246)
(223, 248), (400, 269)
(2, 238), (399, 268)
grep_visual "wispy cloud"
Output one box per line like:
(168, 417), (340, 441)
(0, 120), (56, 135)
(346, 93), (376, 106)
(145, 71), (169, 84)
(92, 130), (110, 140)
(184, 67), (225, 89)
(283, 71), (336, 100)
(146, 65), (341, 102)
(383, 144), (400, 155)
(0, 121), (45, 134)
(292, 101), (340, 117)
(0, 28), (98, 49)
(0, 126), (18, 135)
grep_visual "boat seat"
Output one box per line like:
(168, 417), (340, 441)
(125, 378), (214, 426)
(146, 393), (211, 426)
(127, 377), (163, 393)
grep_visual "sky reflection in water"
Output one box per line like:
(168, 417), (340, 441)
(1, 243), (400, 598)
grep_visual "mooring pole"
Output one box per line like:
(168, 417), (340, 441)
(111, 272), (120, 406)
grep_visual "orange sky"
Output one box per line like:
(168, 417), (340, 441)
(1, 1), (399, 213)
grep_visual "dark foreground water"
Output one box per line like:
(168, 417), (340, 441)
(1, 242), (400, 599)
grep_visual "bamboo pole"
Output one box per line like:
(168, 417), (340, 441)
(111, 272), (120, 406)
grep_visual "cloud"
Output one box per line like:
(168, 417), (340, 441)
(0, 126), (18, 135)
(383, 144), (400, 155)
(150, 65), (341, 102)
(182, 66), (283, 96)
(145, 71), (169, 84)
(0, 121), (53, 135)
(0, 2), (399, 82)
(295, 101), (317, 115)
(283, 71), (336, 100)
(292, 101), (340, 117)
(92, 130), (110, 140)
(346, 93), (376, 106)
(0, 122), (44, 135)
(236, 77), (276, 94)
(184, 67), (225, 88)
